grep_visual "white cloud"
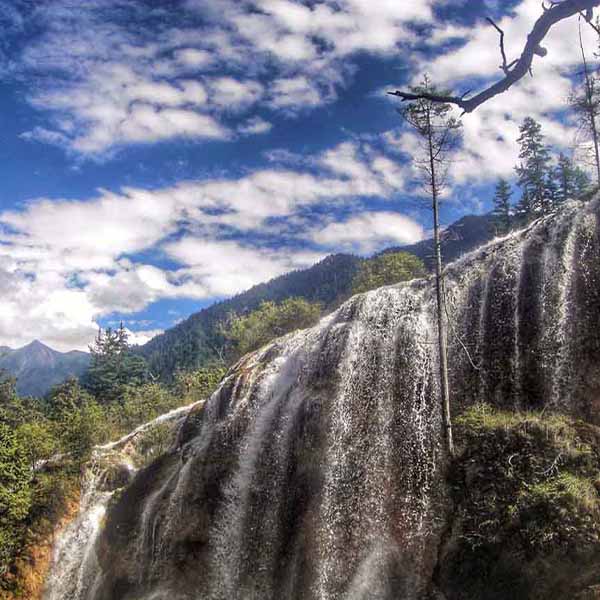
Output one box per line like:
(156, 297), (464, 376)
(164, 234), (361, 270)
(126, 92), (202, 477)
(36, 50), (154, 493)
(174, 47), (214, 69)
(310, 211), (424, 254)
(208, 77), (264, 112)
(164, 238), (323, 297)
(238, 116), (273, 135)
(126, 328), (164, 347)
(269, 76), (325, 111)
(388, 0), (597, 183)
(14, 0), (437, 155)
(0, 138), (408, 349)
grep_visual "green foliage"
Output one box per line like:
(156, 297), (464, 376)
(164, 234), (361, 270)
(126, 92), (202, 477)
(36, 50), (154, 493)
(172, 365), (227, 403)
(108, 383), (178, 433)
(574, 165), (593, 198)
(0, 342), (220, 594)
(49, 380), (107, 463)
(515, 117), (553, 219)
(83, 324), (150, 404)
(15, 420), (56, 472)
(351, 251), (426, 294)
(219, 298), (322, 359)
(443, 404), (600, 599)
(555, 152), (578, 203)
(492, 178), (512, 235)
(0, 423), (31, 578)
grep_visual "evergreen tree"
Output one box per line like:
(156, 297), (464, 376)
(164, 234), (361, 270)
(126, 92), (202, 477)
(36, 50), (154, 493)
(401, 74), (462, 457)
(0, 422), (31, 575)
(544, 169), (559, 209)
(83, 324), (150, 404)
(573, 166), (592, 198)
(49, 378), (105, 462)
(515, 117), (552, 219)
(492, 179), (512, 234)
(555, 153), (577, 203)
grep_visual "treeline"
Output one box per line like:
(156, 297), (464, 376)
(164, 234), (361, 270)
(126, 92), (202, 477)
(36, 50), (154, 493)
(217, 251), (425, 362)
(492, 117), (595, 234)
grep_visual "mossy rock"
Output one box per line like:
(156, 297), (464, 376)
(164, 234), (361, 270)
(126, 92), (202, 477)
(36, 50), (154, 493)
(436, 404), (600, 600)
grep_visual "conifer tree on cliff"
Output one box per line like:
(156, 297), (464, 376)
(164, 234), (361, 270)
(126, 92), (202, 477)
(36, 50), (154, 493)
(401, 75), (462, 456)
(555, 152), (577, 202)
(492, 178), (512, 234)
(515, 117), (552, 219)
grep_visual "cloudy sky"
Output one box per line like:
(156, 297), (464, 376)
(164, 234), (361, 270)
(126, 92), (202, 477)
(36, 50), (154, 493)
(0, 0), (594, 351)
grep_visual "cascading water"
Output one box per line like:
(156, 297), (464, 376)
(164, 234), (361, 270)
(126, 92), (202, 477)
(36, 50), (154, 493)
(45, 199), (600, 600)
(43, 403), (200, 600)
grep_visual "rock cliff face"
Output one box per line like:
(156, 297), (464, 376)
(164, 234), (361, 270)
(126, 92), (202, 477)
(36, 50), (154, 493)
(48, 200), (600, 600)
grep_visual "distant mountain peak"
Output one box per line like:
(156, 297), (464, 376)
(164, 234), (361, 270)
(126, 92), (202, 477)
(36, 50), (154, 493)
(0, 339), (90, 397)
(25, 339), (49, 350)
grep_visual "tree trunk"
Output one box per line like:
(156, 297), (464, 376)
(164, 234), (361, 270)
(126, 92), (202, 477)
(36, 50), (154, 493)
(428, 117), (454, 457)
(579, 20), (600, 186)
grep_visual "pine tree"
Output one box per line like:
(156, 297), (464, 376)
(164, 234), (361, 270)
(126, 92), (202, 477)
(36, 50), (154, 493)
(555, 153), (577, 203)
(544, 169), (559, 210)
(492, 178), (512, 234)
(573, 166), (592, 198)
(82, 324), (149, 404)
(515, 117), (552, 219)
(514, 189), (533, 224)
(401, 75), (462, 457)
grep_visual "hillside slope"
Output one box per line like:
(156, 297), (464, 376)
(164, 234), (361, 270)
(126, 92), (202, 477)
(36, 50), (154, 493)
(384, 213), (498, 266)
(138, 213), (497, 380)
(0, 340), (90, 397)
(138, 253), (362, 379)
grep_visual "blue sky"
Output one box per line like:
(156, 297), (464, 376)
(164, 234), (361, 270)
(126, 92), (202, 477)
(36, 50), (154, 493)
(0, 0), (593, 350)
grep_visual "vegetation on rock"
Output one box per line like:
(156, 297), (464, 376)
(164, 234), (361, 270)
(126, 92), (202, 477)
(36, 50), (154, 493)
(435, 404), (600, 600)
(351, 252), (426, 294)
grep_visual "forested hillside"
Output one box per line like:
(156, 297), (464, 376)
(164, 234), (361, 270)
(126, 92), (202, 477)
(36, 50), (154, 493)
(138, 214), (499, 380)
(137, 253), (362, 380)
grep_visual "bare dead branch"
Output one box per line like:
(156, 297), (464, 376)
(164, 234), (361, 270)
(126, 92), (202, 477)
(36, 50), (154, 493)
(579, 9), (600, 33)
(388, 0), (600, 114)
(486, 17), (511, 74)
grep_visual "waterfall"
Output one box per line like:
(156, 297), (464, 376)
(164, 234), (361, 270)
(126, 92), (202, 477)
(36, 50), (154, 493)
(45, 200), (600, 600)
(43, 403), (200, 600)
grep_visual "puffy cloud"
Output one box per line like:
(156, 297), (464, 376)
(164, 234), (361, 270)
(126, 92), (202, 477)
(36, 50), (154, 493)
(174, 47), (214, 70)
(208, 77), (264, 112)
(164, 239), (323, 297)
(13, 0), (436, 155)
(126, 328), (165, 347)
(310, 211), (424, 253)
(0, 138), (410, 349)
(237, 116), (273, 135)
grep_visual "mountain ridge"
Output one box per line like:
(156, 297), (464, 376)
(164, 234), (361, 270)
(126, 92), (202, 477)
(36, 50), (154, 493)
(138, 212), (498, 379)
(0, 340), (90, 398)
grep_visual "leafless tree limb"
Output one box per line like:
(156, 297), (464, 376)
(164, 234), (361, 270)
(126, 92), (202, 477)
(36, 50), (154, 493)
(579, 9), (600, 33)
(388, 0), (600, 114)
(485, 17), (517, 75)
